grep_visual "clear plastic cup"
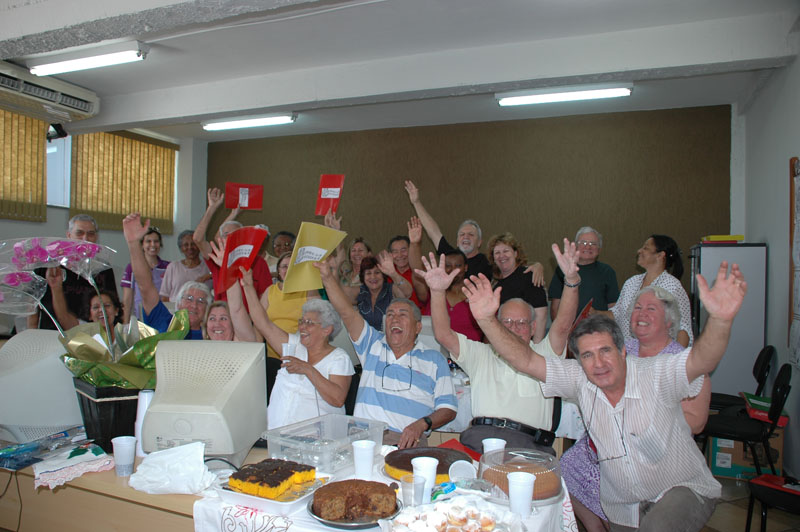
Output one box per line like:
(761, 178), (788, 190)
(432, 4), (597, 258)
(400, 473), (426, 506)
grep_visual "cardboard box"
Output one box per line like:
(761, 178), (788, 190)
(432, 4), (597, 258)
(708, 427), (784, 480)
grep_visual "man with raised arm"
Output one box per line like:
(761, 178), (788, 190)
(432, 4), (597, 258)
(123, 213), (211, 339)
(415, 239), (580, 454)
(404, 180), (543, 284)
(193, 187), (271, 302)
(462, 257), (747, 531)
(314, 259), (457, 449)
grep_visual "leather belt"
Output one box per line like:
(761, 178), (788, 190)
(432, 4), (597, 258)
(470, 417), (555, 447)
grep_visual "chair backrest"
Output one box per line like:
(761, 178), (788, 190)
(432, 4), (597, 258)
(767, 364), (792, 428)
(753, 345), (776, 396)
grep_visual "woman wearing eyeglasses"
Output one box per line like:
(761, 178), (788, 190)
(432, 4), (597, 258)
(240, 267), (354, 429)
(561, 286), (711, 532)
(260, 252), (320, 401)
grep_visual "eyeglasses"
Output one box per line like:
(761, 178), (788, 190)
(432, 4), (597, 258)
(380, 351), (413, 392)
(297, 318), (322, 326)
(181, 294), (208, 305)
(586, 388), (628, 463)
(577, 240), (599, 247)
(501, 318), (531, 328)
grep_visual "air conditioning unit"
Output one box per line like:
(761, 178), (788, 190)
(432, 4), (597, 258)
(0, 60), (99, 123)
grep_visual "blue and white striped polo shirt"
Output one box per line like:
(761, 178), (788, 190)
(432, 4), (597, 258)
(352, 324), (457, 433)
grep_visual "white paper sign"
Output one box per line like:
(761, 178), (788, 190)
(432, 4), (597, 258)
(238, 188), (249, 208)
(293, 246), (327, 264)
(321, 187), (341, 199)
(227, 244), (254, 266)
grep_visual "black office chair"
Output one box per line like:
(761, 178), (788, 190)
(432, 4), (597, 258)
(745, 474), (800, 532)
(701, 363), (791, 476)
(709, 345), (775, 411)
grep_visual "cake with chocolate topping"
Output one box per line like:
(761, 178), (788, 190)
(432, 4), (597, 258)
(228, 458), (315, 499)
(384, 447), (471, 484)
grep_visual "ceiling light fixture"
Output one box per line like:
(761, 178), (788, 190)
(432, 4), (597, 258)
(496, 83), (633, 106)
(28, 41), (150, 76)
(202, 114), (296, 131)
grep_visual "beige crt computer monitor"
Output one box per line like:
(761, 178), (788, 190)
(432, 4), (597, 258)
(141, 340), (267, 468)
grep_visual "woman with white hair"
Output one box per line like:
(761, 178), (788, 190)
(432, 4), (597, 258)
(561, 286), (711, 532)
(240, 267), (354, 429)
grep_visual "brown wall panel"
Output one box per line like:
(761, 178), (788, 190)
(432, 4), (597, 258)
(207, 105), (730, 291)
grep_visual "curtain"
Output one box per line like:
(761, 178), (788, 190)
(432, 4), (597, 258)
(0, 109), (47, 222)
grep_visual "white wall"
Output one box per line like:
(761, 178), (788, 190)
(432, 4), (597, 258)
(0, 139), (208, 294)
(743, 43), (800, 475)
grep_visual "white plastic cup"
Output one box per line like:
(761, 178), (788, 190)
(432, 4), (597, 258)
(134, 390), (154, 458)
(507, 471), (536, 518)
(482, 438), (507, 454)
(352, 440), (376, 480)
(400, 473), (426, 506)
(111, 436), (137, 477)
(410, 456), (439, 504)
(448, 459), (477, 480)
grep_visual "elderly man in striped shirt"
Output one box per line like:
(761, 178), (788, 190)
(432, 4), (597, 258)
(315, 259), (457, 449)
(463, 244), (746, 532)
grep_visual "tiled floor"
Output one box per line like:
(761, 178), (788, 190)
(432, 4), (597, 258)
(701, 477), (800, 532)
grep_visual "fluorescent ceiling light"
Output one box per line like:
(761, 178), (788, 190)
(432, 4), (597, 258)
(28, 41), (149, 76)
(496, 83), (633, 106)
(202, 114), (296, 131)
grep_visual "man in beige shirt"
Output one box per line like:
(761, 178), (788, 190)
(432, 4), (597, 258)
(463, 251), (747, 531)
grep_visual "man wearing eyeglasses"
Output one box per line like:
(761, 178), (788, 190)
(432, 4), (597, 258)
(548, 227), (618, 321)
(123, 213), (210, 339)
(28, 214), (119, 331)
(465, 254), (748, 531)
(315, 259), (457, 449)
(417, 241), (580, 455)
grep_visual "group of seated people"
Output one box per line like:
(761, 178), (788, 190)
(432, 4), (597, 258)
(26, 181), (748, 532)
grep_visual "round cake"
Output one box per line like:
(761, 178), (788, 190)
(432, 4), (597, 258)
(478, 449), (561, 501)
(312, 479), (397, 522)
(384, 447), (472, 485)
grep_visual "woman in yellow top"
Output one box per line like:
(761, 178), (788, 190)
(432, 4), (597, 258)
(261, 251), (320, 402)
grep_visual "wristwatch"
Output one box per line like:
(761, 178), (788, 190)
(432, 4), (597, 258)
(422, 416), (433, 431)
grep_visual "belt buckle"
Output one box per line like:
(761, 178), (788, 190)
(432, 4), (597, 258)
(495, 418), (507, 429)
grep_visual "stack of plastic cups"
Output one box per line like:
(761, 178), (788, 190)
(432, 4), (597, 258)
(134, 389), (155, 458)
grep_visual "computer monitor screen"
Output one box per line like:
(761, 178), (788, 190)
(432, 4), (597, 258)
(141, 340), (267, 468)
(0, 329), (83, 443)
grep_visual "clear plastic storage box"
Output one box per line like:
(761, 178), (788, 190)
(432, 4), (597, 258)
(265, 414), (386, 474)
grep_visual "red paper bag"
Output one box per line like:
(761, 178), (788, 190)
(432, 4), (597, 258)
(218, 227), (268, 293)
(225, 182), (263, 210)
(315, 174), (345, 215)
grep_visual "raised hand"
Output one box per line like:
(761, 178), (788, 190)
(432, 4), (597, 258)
(407, 216), (423, 244)
(313, 259), (336, 282)
(207, 187), (224, 209)
(238, 266), (254, 287)
(324, 208), (342, 230)
(552, 238), (580, 284)
(462, 274), (501, 321)
(697, 262), (747, 322)
(122, 213), (149, 243)
(208, 236), (225, 267)
(404, 180), (420, 204)
(416, 252), (458, 292)
(376, 250), (395, 275)
(45, 267), (63, 289)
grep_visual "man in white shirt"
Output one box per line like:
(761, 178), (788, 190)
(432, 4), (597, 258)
(462, 252), (747, 531)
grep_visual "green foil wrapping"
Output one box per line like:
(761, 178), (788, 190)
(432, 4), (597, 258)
(60, 309), (191, 389)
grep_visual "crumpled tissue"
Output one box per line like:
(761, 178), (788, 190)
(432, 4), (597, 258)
(128, 441), (216, 495)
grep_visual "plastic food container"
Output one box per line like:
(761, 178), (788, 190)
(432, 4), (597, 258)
(478, 448), (562, 503)
(265, 414), (386, 474)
